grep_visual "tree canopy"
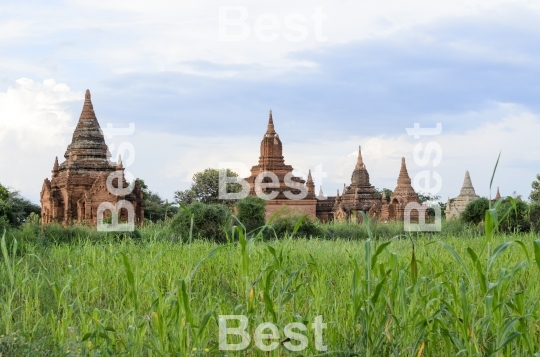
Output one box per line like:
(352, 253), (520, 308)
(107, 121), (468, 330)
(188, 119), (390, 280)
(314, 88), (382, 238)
(0, 182), (40, 227)
(137, 179), (177, 222)
(530, 174), (540, 202)
(174, 168), (242, 207)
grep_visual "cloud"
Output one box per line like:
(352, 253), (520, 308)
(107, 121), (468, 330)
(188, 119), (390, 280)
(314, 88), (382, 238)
(0, 78), (82, 201)
(123, 102), (540, 203)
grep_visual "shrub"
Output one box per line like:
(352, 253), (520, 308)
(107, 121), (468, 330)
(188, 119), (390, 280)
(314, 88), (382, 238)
(495, 199), (530, 233)
(169, 202), (231, 242)
(461, 198), (490, 224)
(266, 214), (322, 239)
(529, 202), (540, 233)
(235, 196), (266, 233)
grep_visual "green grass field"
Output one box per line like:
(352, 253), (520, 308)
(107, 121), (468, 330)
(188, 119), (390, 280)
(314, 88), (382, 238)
(1, 220), (540, 356)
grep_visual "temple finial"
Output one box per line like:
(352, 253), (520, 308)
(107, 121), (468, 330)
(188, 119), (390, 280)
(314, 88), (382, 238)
(266, 110), (276, 134)
(85, 89), (91, 101)
(307, 169), (313, 182)
(117, 155), (123, 169)
(494, 186), (501, 200)
(53, 156), (59, 171)
(356, 145), (365, 169)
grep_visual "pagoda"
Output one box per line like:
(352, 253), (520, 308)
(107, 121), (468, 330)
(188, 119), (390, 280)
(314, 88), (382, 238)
(40, 90), (145, 226)
(446, 170), (480, 220)
(245, 111), (317, 220)
(380, 157), (422, 221)
(331, 146), (381, 221)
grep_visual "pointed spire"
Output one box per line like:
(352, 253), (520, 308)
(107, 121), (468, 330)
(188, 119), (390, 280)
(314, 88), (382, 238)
(53, 156), (59, 171)
(356, 145), (365, 169)
(494, 187), (501, 200)
(398, 157), (411, 185)
(117, 155), (123, 169)
(306, 169), (315, 195)
(266, 110), (276, 135)
(459, 170), (478, 197)
(80, 89), (97, 122)
(61, 89), (110, 170)
(318, 185), (324, 198)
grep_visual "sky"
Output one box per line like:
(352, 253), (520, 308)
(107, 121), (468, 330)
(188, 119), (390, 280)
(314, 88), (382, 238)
(0, 0), (539, 204)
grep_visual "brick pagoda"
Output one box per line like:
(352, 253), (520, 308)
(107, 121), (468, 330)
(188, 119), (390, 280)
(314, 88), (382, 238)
(40, 90), (145, 226)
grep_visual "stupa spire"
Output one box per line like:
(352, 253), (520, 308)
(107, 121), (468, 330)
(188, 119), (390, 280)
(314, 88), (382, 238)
(306, 169), (315, 195)
(494, 187), (501, 200)
(61, 89), (110, 170)
(356, 146), (365, 169)
(117, 155), (124, 169)
(53, 156), (59, 171)
(459, 170), (477, 197)
(398, 157), (411, 185)
(266, 110), (276, 135)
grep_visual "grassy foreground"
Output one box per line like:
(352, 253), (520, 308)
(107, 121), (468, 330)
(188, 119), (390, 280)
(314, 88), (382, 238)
(1, 228), (540, 356)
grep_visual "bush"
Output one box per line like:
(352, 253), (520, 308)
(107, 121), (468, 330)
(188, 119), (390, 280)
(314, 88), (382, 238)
(266, 214), (322, 239)
(235, 196), (266, 233)
(495, 199), (530, 233)
(169, 202), (231, 243)
(461, 198), (490, 224)
(529, 202), (540, 233)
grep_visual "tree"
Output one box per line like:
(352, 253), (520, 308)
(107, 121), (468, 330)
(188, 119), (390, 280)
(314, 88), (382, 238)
(137, 179), (177, 222)
(174, 168), (242, 207)
(496, 199), (530, 233)
(0, 183), (40, 227)
(461, 197), (490, 224)
(417, 192), (441, 204)
(530, 174), (540, 202)
(8, 190), (41, 226)
(0, 183), (8, 201)
(169, 202), (231, 242)
(236, 196), (266, 232)
(375, 188), (393, 203)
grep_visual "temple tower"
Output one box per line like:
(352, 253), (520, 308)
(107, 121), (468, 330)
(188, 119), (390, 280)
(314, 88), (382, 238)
(333, 146), (381, 221)
(446, 170), (480, 220)
(381, 157), (422, 221)
(245, 111), (317, 220)
(40, 90), (145, 227)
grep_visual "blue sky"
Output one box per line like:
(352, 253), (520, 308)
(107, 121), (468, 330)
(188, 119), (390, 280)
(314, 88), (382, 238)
(1, 0), (539, 204)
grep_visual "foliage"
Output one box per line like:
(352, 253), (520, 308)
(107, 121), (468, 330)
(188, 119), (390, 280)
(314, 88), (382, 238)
(0, 183), (40, 228)
(417, 191), (441, 204)
(2, 221), (540, 355)
(137, 179), (177, 222)
(496, 198), (531, 233)
(7, 190), (41, 227)
(0, 183), (8, 201)
(461, 197), (490, 224)
(169, 202), (231, 242)
(529, 202), (540, 232)
(266, 214), (322, 238)
(374, 187), (392, 203)
(235, 196), (266, 233)
(530, 173), (540, 202)
(174, 168), (242, 207)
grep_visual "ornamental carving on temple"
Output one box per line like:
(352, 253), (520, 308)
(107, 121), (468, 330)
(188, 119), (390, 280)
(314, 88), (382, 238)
(40, 90), (145, 226)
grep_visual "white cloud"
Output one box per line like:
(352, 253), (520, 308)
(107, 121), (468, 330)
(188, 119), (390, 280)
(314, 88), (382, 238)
(117, 102), (539, 203)
(1, 0), (538, 77)
(1, 78), (538, 205)
(0, 79), (82, 201)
